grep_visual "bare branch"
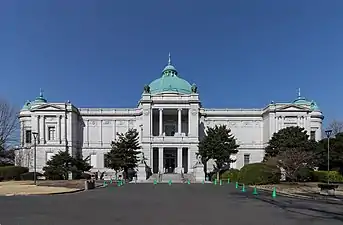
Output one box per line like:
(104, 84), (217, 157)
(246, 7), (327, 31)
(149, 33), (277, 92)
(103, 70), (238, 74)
(277, 148), (316, 182)
(0, 98), (19, 150)
(327, 120), (343, 137)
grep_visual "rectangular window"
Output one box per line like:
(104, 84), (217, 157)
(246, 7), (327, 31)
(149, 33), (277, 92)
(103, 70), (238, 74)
(310, 131), (316, 141)
(90, 154), (97, 168)
(48, 127), (56, 141)
(25, 130), (32, 144)
(244, 154), (250, 165)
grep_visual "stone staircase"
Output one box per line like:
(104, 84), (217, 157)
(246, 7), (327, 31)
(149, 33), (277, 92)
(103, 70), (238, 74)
(162, 173), (183, 183)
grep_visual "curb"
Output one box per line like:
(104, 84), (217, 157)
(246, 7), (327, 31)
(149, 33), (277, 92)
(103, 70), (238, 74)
(254, 187), (343, 203)
(2, 188), (85, 197)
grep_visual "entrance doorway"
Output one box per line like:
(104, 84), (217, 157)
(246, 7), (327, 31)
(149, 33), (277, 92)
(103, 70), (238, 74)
(164, 148), (177, 173)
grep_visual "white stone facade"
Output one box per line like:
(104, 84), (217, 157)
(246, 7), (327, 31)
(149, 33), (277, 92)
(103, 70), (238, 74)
(15, 59), (324, 176)
(16, 93), (324, 175)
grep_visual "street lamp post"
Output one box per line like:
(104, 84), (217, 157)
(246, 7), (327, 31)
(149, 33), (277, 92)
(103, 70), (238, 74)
(32, 132), (39, 185)
(325, 129), (332, 185)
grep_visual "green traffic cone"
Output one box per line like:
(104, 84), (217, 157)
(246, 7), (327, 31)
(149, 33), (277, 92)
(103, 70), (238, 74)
(168, 180), (172, 186)
(235, 182), (238, 189)
(103, 181), (107, 187)
(227, 178), (230, 184)
(272, 187), (277, 198)
(202, 180), (205, 184)
(252, 187), (258, 195)
(214, 179), (217, 185)
(220, 180), (222, 186)
(153, 179), (157, 185)
(187, 180), (191, 184)
(242, 184), (246, 192)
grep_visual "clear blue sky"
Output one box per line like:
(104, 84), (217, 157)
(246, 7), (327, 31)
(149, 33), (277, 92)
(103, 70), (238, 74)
(0, 0), (342, 127)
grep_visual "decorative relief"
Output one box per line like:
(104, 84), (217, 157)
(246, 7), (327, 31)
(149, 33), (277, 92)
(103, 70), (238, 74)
(191, 109), (197, 115)
(45, 117), (55, 122)
(117, 120), (125, 126)
(90, 120), (97, 125)
(284, 117), (297, 123)
(143, 109), (150, 116)
(103, 120), (111, 125)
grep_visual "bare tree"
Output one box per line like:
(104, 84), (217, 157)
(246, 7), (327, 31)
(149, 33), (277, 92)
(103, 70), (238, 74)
(277, 148), (317, 182)
(0, 98), (19, 151)
(327, 120), (343, 137)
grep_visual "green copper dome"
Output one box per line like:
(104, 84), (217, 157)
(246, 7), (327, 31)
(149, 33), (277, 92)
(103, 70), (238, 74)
(21, 89), (47, 110)
(292, 88), (320, 111)
(33, 89), (47, 104)
(148, 54), (193, 95)
(22, 100), (32, 110)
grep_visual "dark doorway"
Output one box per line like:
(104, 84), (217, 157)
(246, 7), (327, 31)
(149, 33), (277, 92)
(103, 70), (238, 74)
(164, 148), (176, 173)
(153, 148), (158, 174)
(182, 148), (188, 173)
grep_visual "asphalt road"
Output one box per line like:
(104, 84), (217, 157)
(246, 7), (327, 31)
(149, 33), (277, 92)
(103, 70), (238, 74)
(0, 183), (343, 225)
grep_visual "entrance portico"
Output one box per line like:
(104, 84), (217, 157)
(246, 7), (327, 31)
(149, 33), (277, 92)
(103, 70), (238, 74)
(152, 147), (188, 174)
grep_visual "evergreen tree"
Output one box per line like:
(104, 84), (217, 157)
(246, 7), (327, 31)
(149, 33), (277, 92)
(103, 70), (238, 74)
(43, 151), (92, 180)
(316, 132), (343, 172)
(104, 129), (141, 179)
(43, 151), (74, 180)
(198, 125), (239, 174)
(264, 126), (317, 160)
(72, 151), (92, 179)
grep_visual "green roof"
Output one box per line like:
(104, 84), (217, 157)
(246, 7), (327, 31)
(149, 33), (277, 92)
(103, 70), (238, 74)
(148, 54), (193, 95)
(21, 89), (47, 110)
(292, 89), (320, 111)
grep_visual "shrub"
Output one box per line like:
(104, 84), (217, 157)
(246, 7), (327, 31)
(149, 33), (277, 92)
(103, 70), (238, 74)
(210, 169), (240, 181)
(0, 166), (29, 181)
(238, 163), (281, 185)
(20, 172), (44, 181)
(220, 169), (240, 181)
(295, 167), (314, 182)
(313, 171), (343, 183)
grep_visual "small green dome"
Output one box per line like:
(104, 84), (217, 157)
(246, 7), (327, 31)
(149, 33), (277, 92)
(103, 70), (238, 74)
(22, 100), (31, 110)
(148, 54), (192, 95)
(292, 88), (320, 111)
(32, 89), (47, 104)
(22, 89), (47, 110)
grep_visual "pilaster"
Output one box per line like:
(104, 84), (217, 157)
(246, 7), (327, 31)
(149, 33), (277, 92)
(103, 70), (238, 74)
(178, 108), (182, 134)
(159, 147), (163, 173)
(159, 109), (163, 136)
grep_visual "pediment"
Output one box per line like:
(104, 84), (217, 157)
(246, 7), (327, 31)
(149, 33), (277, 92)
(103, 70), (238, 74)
(30, 104), (64, 111)
(277, 104), (309, 111)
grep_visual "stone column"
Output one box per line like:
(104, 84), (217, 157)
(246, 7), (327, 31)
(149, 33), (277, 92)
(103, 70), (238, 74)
(159, 147), (164, 173)
(100, 120), (103, 146)
(20, 121), (24, 146)
(178, 109), (182, 134)
(188, 109), (191, 136)
(41, 116), (45, 144)
(159, 109), (163, 136)
(58, 115), (62, 144)
(177, 147), (182, 173)
(86, 120), (90, 146)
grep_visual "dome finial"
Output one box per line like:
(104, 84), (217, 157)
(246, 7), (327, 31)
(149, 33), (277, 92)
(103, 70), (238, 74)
(168, 52), (171, 65)
(298, 88), (301, 98)
(39, 88), (44, 97)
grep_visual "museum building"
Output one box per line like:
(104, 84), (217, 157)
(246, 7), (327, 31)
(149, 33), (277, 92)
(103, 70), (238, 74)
(16, 55), (324, 176)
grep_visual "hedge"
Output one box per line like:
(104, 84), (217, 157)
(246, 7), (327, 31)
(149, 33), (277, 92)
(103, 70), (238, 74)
(312, 171), (343, 183)
(238, 163), (281, 185)
(210, 169), (240, 181)
(0, 166), (29, 181)
(20, 172), (44, 181)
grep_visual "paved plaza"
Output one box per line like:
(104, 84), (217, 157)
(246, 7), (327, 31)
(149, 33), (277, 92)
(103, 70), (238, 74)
(0, 183), (342, 225)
